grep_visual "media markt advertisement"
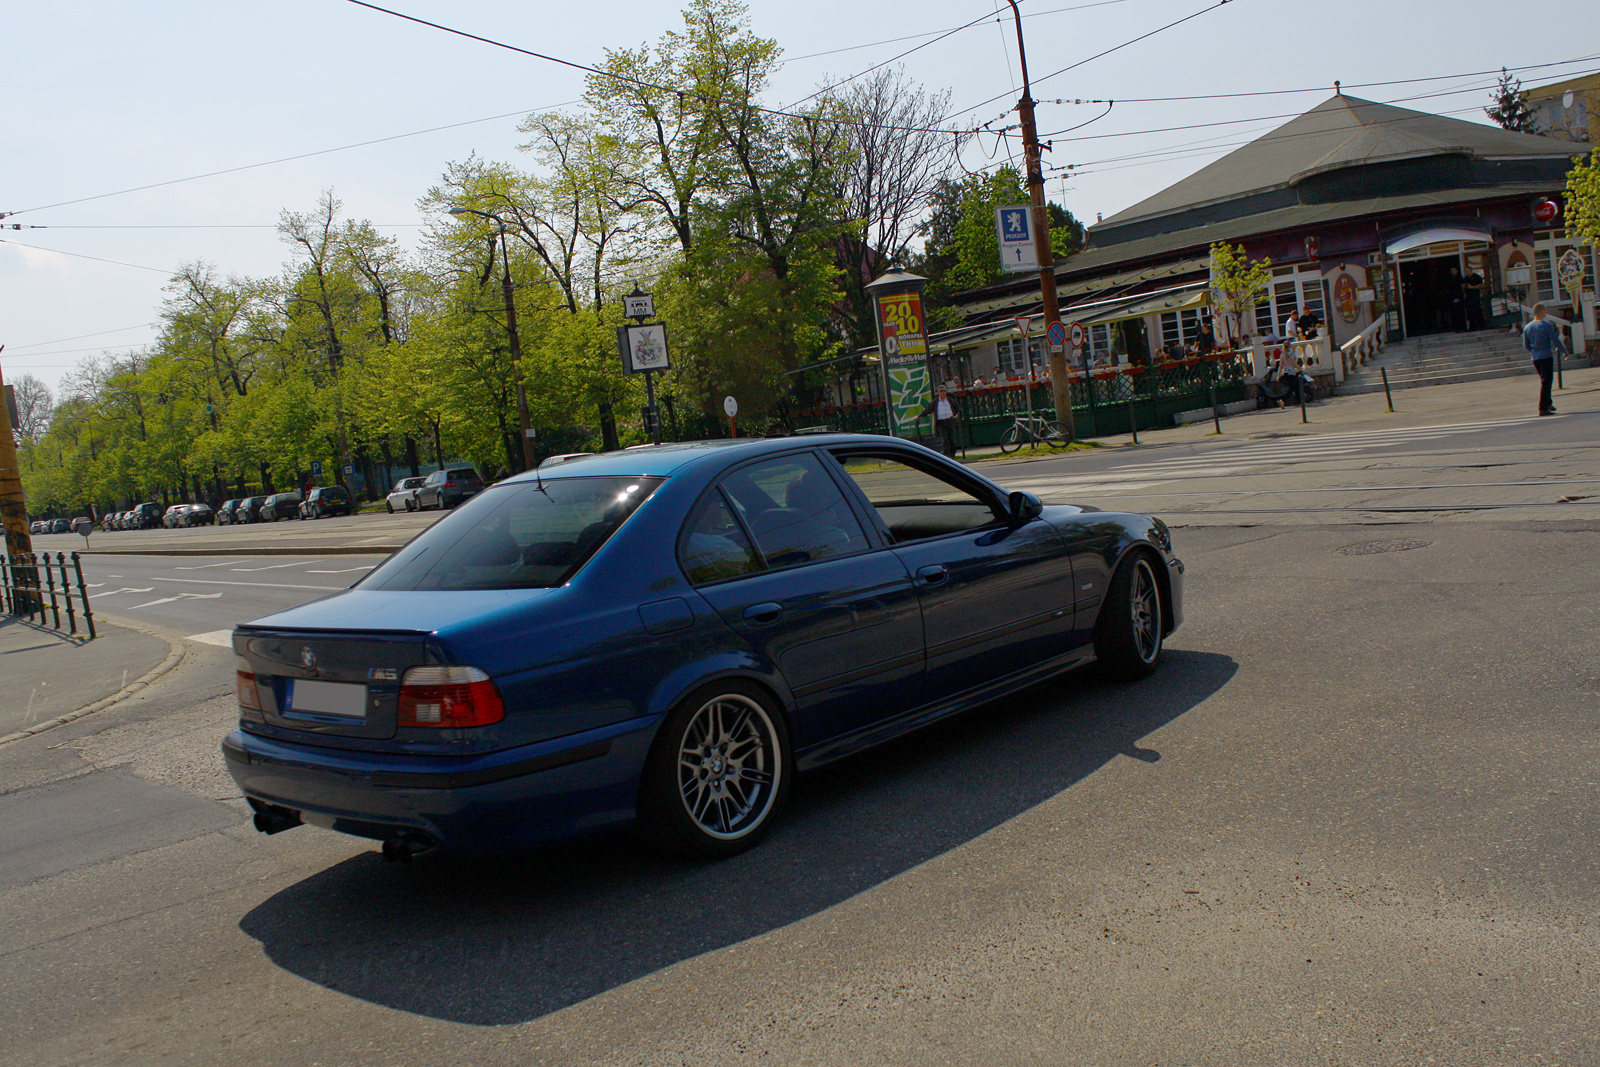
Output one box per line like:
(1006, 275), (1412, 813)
(877, 290), (931, 433)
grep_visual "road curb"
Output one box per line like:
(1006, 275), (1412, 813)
(0, 629), (185, 748)
(80, 545), (401, 557)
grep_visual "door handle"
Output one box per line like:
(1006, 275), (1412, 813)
(915, 564), (949, 586)
(743, 602), (784, 624)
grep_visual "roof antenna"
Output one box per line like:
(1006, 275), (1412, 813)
(1334, 80), (1342, 96)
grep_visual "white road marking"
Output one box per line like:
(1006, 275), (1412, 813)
(91, 587), (154, 598)
(128, 592), (224, 610)
(174, 560), (243, 570)
(186, 630), (235, 648)
(305, 565), (376, 574)
(231, 559), (326, 572)
(149, 577), (342, 591)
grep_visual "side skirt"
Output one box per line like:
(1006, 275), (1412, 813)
(795, 643), (1098, 772)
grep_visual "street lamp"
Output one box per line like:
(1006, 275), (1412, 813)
(449, 206), (534, 472)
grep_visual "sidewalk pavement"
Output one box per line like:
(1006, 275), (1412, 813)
(961, 361), (1600, 462)
(0, 616), (177, 745)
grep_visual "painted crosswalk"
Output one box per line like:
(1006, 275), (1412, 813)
(1009, 416), (1552, 498)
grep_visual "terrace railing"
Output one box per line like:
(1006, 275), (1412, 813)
(792, 352), (1257, 447)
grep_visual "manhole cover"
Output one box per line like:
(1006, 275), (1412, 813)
(1337, 539), (1433, 556)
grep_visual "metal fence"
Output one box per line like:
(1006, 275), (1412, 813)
(791, 353), (1255, 447)
(2, 552), (98, 640)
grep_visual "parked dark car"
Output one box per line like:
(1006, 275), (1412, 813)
(262, 492), (303, 522)
(415, 467), (484, 510)
(218, 500), (241, 525)
(300, 485), (353, 519)
(226, 435), (1183, 862)
(184, 503), (216, 527)
(48, 518), (70, 534)
(131, 502), (164, 529)
(236, 497), (265, 524)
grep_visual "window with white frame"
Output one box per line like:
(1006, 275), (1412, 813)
(1533, 233), (1595, 304)
(994, 336), (1041, 376)
(1159, 308), (1202, 350)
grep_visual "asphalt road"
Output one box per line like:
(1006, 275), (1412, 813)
(80, 553), (385, 642)
(4, 384), (1600, 1064)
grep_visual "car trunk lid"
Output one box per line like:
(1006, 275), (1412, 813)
(235, 627), (430, 740)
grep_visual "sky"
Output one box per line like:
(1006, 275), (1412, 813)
(3, 0), (1596, 399)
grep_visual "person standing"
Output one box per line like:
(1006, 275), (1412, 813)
(933, 385), (960, 458)
(1196, 322), (1217, 355)
(1522, 303), (1567, 415)
(1463, 268), (1486, 331)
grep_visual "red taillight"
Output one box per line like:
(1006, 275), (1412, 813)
(236, 666), (263, 711)
(398, 666), (505, 728)
(442, 480), (456, 488)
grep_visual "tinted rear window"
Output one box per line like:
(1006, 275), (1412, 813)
(447, 469), (481, 481)
(360, 477), (663, 591)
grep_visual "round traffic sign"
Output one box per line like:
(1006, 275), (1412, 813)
(1069, 322), (1085, 349)
(1046, 320), (1066, 347)
(723, 395), (738, 418)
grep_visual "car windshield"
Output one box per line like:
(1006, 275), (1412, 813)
(360, 476), (664, 591)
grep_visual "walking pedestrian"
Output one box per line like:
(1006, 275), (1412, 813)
(933, 385), (960, 458)
(1522, 303), (1567, 415)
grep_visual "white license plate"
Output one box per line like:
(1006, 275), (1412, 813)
(288, 680), (368, 719)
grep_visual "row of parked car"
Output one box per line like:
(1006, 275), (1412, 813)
(217, 485), (355, 525)
(36, 469), (495, 540)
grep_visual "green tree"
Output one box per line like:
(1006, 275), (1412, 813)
(1485, 69), (1540, 134)
(1208, 241), (1273, 345)
(1566, 147), (1600, 246)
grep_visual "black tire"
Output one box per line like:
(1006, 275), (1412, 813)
(1094, 552), (1164, 680)
(998, 423), (1026, 455)
(1045, 428), (1070, 450)
(385, 501), (394, 514)
(638, 680), (792, 859)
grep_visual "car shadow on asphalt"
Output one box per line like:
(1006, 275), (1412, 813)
(238, 648), (1236, 1025)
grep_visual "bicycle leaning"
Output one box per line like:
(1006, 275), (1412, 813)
(998, 413), (1071, 454)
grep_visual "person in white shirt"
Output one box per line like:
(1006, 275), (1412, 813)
(933, 385), (960, 457)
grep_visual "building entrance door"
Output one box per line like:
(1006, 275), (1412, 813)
(1400, 256), (1464, 337)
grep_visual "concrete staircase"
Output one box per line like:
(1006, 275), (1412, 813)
(1336, 329), (1570, 395)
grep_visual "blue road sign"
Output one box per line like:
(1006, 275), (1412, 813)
(309, 460), (323, 477)
(1046, 320), (1066, 348)
(343, 464), (355, 476)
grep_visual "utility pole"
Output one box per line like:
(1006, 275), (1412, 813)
(1004, 0), (1074, 442)
(0, 347), (35, 557)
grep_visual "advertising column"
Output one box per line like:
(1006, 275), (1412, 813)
(864, 271), (931, 437)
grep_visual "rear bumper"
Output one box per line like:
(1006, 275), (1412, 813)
(222, 715), (658, 855)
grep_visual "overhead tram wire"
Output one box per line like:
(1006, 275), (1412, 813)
(6, 104), (568, 217)
(0, 240), (171, 274)
(781, 0), (1145, 64)
(941, 0), (1235, 125)
(6, 323), (160, 351)
(1022, 52), (1600, 110)
(341, 0), (984, 137)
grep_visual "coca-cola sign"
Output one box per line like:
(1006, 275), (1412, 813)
(1533, 198), (1560, 225)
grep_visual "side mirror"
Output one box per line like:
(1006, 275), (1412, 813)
(1007, 490), (1043, 526)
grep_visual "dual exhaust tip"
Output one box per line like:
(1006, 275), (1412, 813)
(247, 799), (436, 861)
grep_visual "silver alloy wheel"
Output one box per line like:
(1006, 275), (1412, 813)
(1131, 557), (1162, 663)
(676, 692), (781, 840)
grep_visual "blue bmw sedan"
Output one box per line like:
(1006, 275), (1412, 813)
(224, 435), (1182, 860)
